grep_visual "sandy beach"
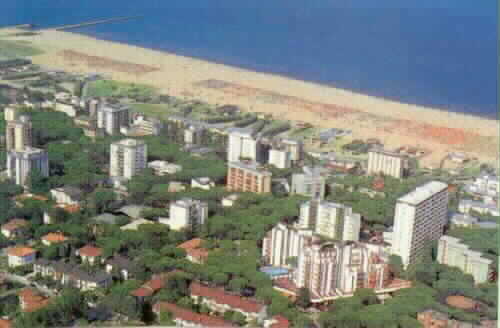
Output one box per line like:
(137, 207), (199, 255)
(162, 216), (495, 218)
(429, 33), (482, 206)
(3, 28), (499, 167)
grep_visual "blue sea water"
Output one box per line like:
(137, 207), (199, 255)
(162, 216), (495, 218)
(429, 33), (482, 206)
(0, 0), (497, 118)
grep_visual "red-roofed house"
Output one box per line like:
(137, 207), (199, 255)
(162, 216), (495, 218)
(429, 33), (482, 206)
(77, 245), (103, 265)
(0, 319), (12, 328)
(1, 218), (28, 239)
(18, 288), (50, 313)
(7, 246), (36, 267)
(190, 282), (267, 323)
(130, 271), (182, 302)
(177, 238), (209, 264)
(153, 302), (235, 327)
(41, 232), (69, 246)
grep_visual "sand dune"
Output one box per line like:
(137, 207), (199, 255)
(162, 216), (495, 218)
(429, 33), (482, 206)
(4, 28), (499, 167)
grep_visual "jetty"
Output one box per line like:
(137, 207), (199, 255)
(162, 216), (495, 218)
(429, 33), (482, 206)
(42, 16), (142, 31)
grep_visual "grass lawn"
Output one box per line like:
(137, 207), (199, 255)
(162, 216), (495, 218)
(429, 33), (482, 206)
(129, 103), (180, 120)
(0, 39), (43, 58)
(86, 79), (157, 99)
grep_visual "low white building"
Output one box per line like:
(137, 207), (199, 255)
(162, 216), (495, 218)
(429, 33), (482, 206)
(148, 161), (182, 176)
(222, 194), (239, 207)
(191, 177), (215, 190)
(50, 186), (83, 205)
(7, 246), (36, 267)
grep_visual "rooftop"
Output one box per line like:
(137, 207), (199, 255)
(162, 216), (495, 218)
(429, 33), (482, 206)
(78, 245), (103, 257)
(113, 138), (145, 147)
(7, 246), (36, 257)
(228, 127), (253, 138)
(100, 103), (129, 112)
(153, 302), (235, 327)
(190, 282), (265, 314)
(228, 161), (272, 176)
(91, 213), (120, 225)
(398, 181), (448, 206)
(42, 232), (69, 244)
(120, 218), (154, 231)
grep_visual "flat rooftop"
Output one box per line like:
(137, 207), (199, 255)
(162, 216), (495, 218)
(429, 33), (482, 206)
(228, 161), (271, 176)
(398, 181), (448, 206)
(113, 138), (145, 147)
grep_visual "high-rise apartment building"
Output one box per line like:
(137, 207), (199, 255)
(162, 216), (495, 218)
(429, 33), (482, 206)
(437, 235), (493, 284)
(97, 103), (129, 135)
(262, 222), (396, 300)
(291, 167), (326, 199)
(367, 149), (409, 179)
(6, 115), (32, 152)
(227, 161), (272, 193)
(293, 241), (391, 298)
(7, 147), (49, 186)
(262, 223), (314, 267)
(109, 139), (147, 180)
(165, 198), (208, 231)
(268, 149), (291, 169)
(227, 128), (259, 162)
(391, 181), (448, 268)
(299, 200), (361, 241)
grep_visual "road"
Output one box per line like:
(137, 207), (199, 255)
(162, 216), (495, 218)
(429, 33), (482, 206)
(2, 272), (56, 297)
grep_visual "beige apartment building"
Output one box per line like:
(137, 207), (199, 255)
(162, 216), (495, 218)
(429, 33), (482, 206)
(367, 149), (409, 179)
(227, 161), (272, 193)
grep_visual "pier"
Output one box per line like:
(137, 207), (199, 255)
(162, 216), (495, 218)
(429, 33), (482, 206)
(43, 16), (142, 31)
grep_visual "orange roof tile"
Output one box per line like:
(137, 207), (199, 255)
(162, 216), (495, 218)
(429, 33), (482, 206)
(18, 288), (50, 313)
(42, 232), (68, 244)
(153, 302), (235, 327)
(78, 245), (102, 257)
(190, 282), (264, 313)
(7, 246), (36, 257)
(0, 319), (12, 328)
(55, 203), (80, 213)
(178, 238), (209, 261)
(130, 287), (154, 297)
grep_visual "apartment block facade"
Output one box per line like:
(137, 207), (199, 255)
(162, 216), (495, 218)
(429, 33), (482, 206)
(109, 139), (147, 180)
(291, 167), (326, 199)
(437, 235), (493, 284)
(6, 147), (49, 186)
(391, 181), (448, 268)
(97, 103), (129, 135)
(168, 198), (209, 231)
(227, 161), (272, 193)
(227, 128), (258, 162)
(6, 115), (32, 152)
(367, 149), (409, 179)
(298, 200), (361, 241)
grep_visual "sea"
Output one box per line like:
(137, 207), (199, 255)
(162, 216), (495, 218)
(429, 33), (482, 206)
(0, 0), (497, 118)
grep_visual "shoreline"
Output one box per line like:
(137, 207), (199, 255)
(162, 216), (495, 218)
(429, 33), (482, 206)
(76, 31), (498, 122)
(2, 27), (499, 166)
(63, 30), (498, 124)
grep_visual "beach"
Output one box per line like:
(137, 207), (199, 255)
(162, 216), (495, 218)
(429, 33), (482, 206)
(3, 28), (499, 167)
